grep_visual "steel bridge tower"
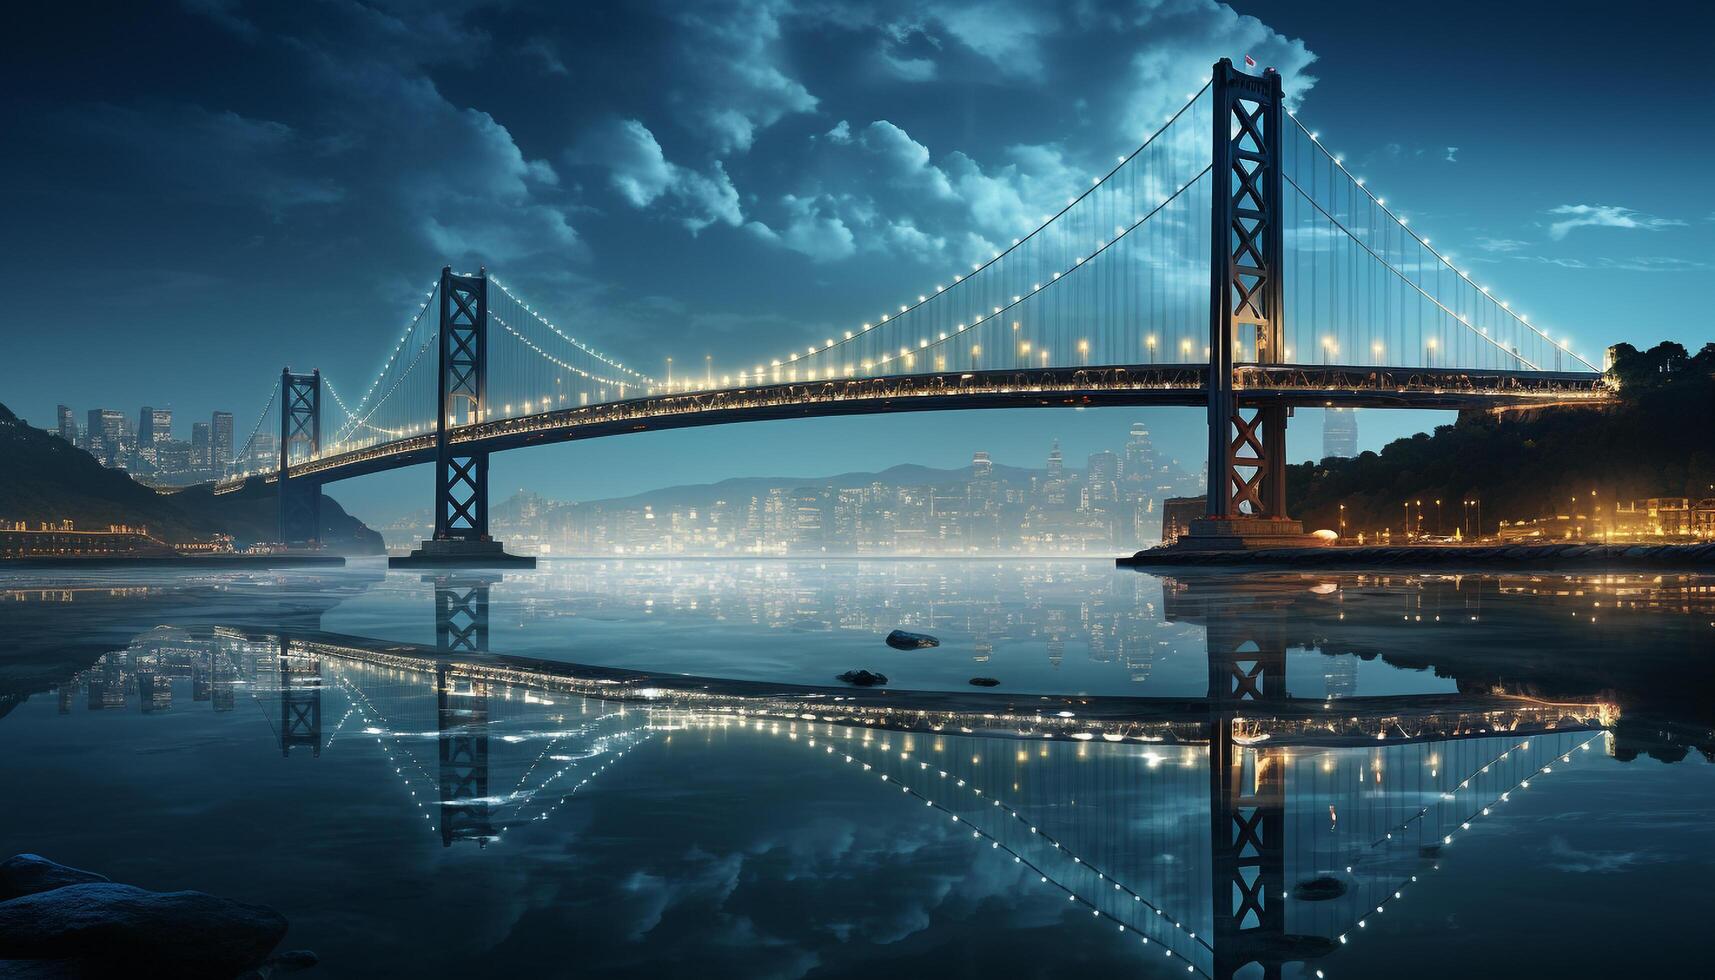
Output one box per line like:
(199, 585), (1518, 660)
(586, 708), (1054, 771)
(278, 369), (322, 546)
(1186, 58), (1310, 550)
(392, 267), (534, 568)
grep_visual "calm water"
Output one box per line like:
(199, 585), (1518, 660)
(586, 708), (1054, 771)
(2, 559), (1712, 978)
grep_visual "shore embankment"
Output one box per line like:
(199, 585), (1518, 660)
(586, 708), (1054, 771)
(1118, 541), (1715, 570)
(0, 554), (345, 569)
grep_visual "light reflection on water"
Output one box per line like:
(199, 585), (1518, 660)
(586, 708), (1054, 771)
(0, 560), (1712, 978)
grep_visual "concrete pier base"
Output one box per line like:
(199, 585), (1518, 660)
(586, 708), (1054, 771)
(389, 539), (536, 569)
(1167, 516), (1327, 552)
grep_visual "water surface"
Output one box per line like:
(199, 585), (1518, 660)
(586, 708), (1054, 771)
(1, 559), (1710, 978)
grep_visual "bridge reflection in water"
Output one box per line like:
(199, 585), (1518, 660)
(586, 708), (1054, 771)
(52, 571), (1619, 980)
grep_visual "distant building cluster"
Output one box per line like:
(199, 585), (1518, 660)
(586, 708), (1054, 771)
(444, 423), (1206, 557)
(52, 403), (254, 484)
(0, 520), (172, 559)
(45, 631), (282, 715)
(1497, 496), (1715, 544)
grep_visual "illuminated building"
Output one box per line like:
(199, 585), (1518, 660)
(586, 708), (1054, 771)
(86, 408), (127, 468)
(212, 411), (234, 465)
(1323, 407), (1358, 459)
(191, 422), (212, 467)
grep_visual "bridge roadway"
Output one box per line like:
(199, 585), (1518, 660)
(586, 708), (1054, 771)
(222, 361), (1607, 490)
(272, 627), (1614, 746)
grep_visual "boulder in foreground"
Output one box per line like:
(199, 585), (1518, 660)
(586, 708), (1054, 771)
(0, 882), (287, 977)
(0, 856), (108, 903)
(885, 630), (939, 650)
(836, 669), (888, 687)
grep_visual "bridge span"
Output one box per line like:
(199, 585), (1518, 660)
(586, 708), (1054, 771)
(210, 59), (1611, 553)
(222, 362), (1604, 488)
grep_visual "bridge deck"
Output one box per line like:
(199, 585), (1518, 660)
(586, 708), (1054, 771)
(220, 362), (1606, 490)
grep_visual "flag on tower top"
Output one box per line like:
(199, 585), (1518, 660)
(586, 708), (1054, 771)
(1243, 54), (1256, 67)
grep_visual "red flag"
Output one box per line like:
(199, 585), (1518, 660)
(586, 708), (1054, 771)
(1243, 54), (1256, 67)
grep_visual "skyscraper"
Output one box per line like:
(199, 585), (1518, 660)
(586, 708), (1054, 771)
(211, 411), (234, 466)
(56, 405), (75, 446)
(1046, 439), (1063, 479)
(86, 409), (126, 467)
(1086, 451), (1119, 502)
(1323, 408), (1358, 459)
(1122, 422), (1153, 483)
(191, 422), (212, 467)
(971, 450), (993, 480)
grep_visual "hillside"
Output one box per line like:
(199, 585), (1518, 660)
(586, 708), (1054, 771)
(0, 402), (383, 553)
(1286, 341), (1715, 536)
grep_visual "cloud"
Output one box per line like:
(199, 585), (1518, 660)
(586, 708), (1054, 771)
(1546, 204), (1685, 239)
(1476, 237), (1527, 253)
(521, 36), (569, 75)
(927, 0), (1061, 79)
(1521, 255), (1710, 273)
(857, 121), (956, 199)
(580, 119), (743, 234)
(668, 0), (819, 154)
(746, 195), (857, 262)
(164, 0), (582, 268)
(1444, 146), (1459, 163)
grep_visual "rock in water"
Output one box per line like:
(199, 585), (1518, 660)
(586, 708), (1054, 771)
(1291, 876), (1348, 901)
(836, 669), (888, 687)
(968, 677), (1001, 687)
(0, 883), (287, 976)
(0, 855), (109, 902)
(885, 629), (940, 650)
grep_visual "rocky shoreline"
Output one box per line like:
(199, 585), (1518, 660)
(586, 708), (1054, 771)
(1119, 541), (1715, 570)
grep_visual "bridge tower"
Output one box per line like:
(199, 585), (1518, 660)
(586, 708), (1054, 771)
(392, 267), (534, 568)
(437, 665), (494, 846)
(1206, 616), (1289, 978)
(427, 573), (497, 653)
(1165, 578), (1333, 976)
(278, 369), (322, 546)
(277, 636), (322, 757)
(1186, 59), (1312, 550)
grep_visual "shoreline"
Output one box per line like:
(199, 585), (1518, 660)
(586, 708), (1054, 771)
(1118, 541), (1715, 570)
(0, 554), (348, 569)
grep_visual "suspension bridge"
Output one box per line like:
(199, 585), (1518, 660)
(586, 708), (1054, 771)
(211, 60), (1609, 554)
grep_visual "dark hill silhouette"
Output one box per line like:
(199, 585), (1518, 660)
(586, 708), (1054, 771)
(0, 401), (382, 553)
(1286, 342), (1715, 536)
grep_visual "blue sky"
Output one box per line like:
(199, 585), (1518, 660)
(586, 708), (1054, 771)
(3, 0), (1710, 523)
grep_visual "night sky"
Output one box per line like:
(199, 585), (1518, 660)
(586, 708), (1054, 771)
(5, 0), (1710, 522)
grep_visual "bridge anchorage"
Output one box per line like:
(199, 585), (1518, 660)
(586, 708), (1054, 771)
(220, 58), (1606, 557)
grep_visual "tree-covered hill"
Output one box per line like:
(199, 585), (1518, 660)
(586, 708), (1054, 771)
(1286, 342), (1715, 537)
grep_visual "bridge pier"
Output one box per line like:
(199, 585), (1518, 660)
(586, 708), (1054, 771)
(393, 267), (534, 569)
(278, 369), (324, 548)
(1180, 59), (1318, 552)
(427, 573), (497, 653)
